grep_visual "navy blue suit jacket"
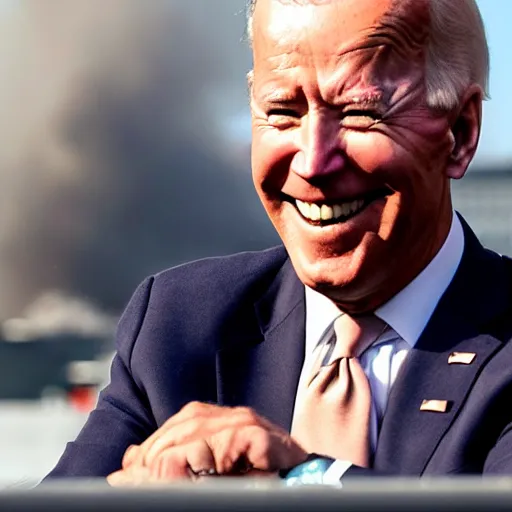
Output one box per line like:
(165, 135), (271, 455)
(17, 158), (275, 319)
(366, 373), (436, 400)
(47, 217), (512, 478)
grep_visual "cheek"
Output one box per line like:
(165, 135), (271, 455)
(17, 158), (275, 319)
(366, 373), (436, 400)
(343, 131), (446, 228)
(378, 114), (453, 166)
(343, 132), (397, 173)
(251, 128), (296, 194)
(344, 125), (450, 185)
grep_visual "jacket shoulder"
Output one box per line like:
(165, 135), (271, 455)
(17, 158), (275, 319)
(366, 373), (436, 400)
(126, 246), (291, 390)
(151, 245), (289, 298)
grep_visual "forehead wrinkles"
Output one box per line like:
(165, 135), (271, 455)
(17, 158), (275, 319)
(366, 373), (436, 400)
(328, 0), (430, 98)
(254, 0), (431, 101)
(328, 0), (429, 71)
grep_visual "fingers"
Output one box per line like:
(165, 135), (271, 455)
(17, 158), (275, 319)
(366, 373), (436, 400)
(145, 422), (304, 480)
(209, 424), (307, 473)
(112, 440), (218, 485)
(148, 425), (255, 477)
(118, 402), (304, 483)
(243, 425), (307, 470)
(122, 444), (139, 468)
(150, 448), (190, 480)
(183, 439), (217, 478)
(143, 410), (240, 467)
(134, 404), (275, 469)
(124, 402), (220, 468)
(149, 440), (214, 481)
(107, 466), (153, 487)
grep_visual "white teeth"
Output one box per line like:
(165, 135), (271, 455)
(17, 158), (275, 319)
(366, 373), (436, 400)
(309, 204), (321, 221)
(320, 204), (334, 221)
(295, 198), (366, 223)
(296, 200), (311, 218)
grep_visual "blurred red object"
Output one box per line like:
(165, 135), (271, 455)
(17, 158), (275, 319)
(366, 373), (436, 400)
(68, 386), (97, 413)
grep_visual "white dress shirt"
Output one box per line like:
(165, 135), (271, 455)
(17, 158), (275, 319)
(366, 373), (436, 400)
(293, 213), (465, 479)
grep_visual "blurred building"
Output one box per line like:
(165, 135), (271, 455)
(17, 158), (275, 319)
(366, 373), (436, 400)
(453, 165), (512, 255)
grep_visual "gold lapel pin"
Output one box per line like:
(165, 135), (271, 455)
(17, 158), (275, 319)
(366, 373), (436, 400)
(420, 399), (450, 413)
(448, 352), (477, 365)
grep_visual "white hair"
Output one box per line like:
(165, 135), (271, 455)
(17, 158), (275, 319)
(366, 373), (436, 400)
(246, 0), (489, 111)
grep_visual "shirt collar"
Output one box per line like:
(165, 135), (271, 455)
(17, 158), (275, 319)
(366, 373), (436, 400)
(304, 213), (465, 349)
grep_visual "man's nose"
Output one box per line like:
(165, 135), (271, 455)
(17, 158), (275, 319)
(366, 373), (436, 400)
(291, 112), (346, 180)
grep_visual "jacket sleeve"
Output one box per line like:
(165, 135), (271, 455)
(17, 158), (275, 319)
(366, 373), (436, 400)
(483, 424), (512, 474)
(44, 277), (158, 479)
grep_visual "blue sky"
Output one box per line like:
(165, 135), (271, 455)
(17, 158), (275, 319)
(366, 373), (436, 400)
(475, 1), (512, 165)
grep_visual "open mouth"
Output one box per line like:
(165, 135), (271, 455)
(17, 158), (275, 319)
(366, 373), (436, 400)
(287, 188), (392, 227)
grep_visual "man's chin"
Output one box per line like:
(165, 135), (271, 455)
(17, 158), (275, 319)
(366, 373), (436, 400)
(288, 246), (388, 308)
(291, 255), (360, 294)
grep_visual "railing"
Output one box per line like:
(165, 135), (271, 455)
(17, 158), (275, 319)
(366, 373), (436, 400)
(3, 478), (512, 511)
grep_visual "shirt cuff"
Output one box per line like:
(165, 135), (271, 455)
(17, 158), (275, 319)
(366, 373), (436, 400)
(322, 460), (352, 485)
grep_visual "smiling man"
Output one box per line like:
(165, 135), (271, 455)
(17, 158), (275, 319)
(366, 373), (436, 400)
(47, 0), (512, 484)
(249, 0), (482, 313)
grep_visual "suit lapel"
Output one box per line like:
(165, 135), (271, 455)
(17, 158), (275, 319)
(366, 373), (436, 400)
(374, 217), (510, 474)
(374, 333), (502, 474)
(216, 258), (305, 431)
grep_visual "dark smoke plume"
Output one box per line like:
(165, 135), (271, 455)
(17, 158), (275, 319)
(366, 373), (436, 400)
(0, 0), (278, 320)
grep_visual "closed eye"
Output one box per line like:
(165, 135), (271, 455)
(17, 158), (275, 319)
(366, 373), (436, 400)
(267, 108), (301, 118)
(267, 108), (302, 129)
(341, 109), (382, 129)
(343, 109), (381, 119)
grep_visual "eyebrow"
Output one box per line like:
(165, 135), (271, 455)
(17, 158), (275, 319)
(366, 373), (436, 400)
(255, 85), (301, 104)
(338, 90), (387, 108)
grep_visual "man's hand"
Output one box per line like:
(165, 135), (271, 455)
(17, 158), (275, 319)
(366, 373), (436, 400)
(107, 402), (308, 486)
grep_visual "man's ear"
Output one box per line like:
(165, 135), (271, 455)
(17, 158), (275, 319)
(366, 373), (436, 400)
(445, 84), (483, 180)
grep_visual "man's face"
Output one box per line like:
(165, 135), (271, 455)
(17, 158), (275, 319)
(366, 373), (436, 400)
(250, 0), (465, 311)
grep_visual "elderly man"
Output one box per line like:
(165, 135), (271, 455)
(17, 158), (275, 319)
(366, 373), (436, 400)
(47, 0), (512, 484)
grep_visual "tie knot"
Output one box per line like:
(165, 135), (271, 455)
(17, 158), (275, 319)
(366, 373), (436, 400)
(333, 313), (387, 358)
